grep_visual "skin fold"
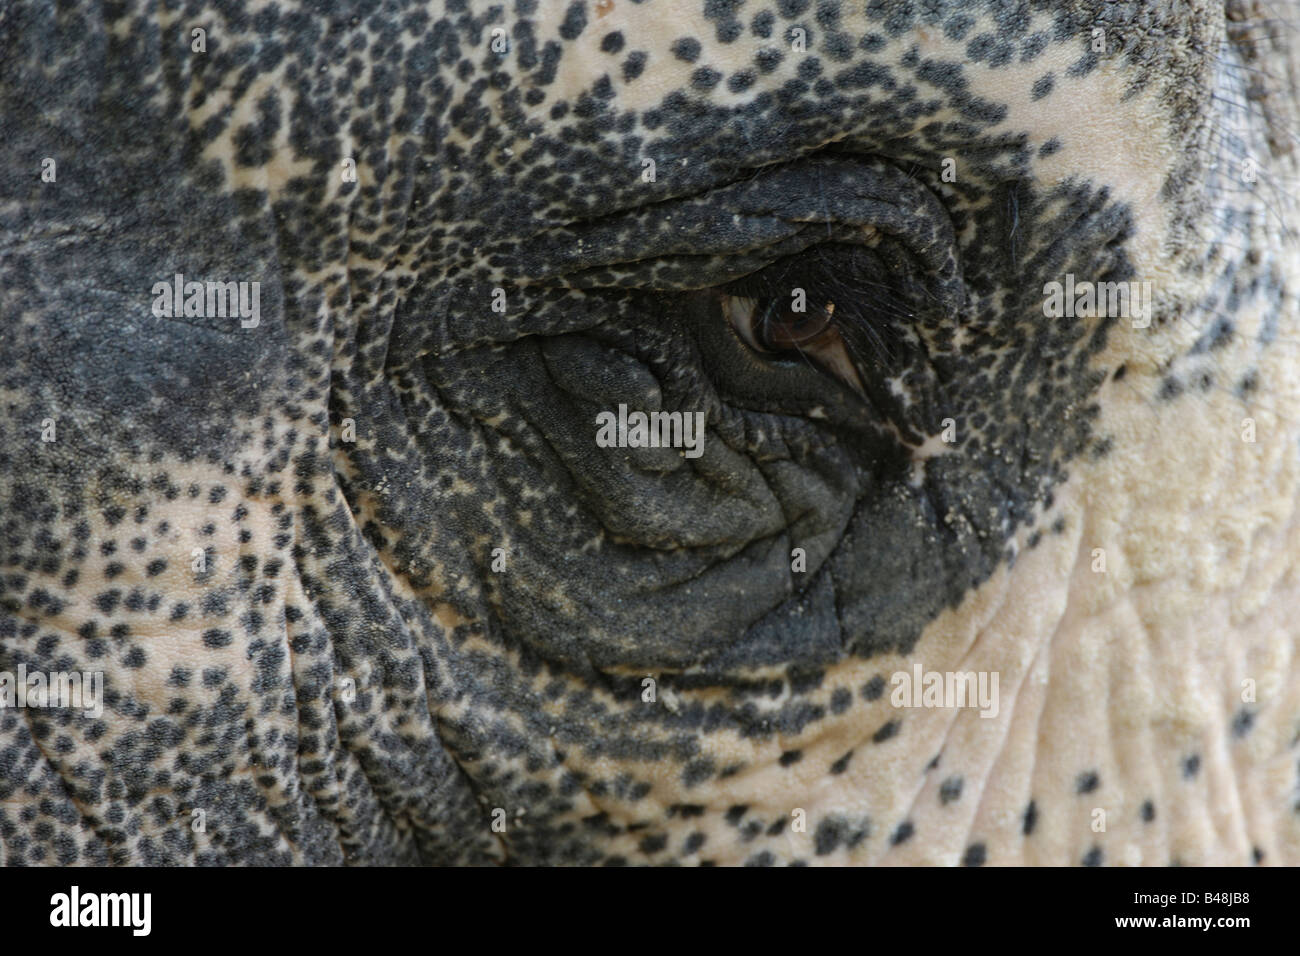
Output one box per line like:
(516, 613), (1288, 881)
(1, 0), (1299, 865)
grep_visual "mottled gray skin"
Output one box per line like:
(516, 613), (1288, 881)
(2, 0), (1299, 865)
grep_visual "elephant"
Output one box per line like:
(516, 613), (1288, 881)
(1, 0), (1298, 866)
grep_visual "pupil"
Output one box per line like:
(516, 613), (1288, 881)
(756, 300), (834, 351)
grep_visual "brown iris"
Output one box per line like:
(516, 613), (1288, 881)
(723, 295), (864, 394)
(752, 299), (838, 352)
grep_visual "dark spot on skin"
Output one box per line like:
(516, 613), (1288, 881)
(638, 833), (667, 854)
(713, 20), (743, 44)
(890, 820), (914, 845)
(691, 67), (722, 90)
(201, 629), (232, 648)
(671, 37), (701, 62)
(622, 51), (647, 82)
(1232, 708), (1256, 737)
(725, 805), (747, 826)
(1038, 136), (1061, 158)
(94, 591), (121, 615)
(846, 824), (868, 850)
(201, 591), (228, 616)
(1193, 317), (1235, 352)
(939, 776), (963, 804)
(962, 842), (986, 866)
(779, 749), (802, 766)
(727, 70), (757, 93)
(1068, 51), (1099, 79)
(1158, 377), (1184, 401)
(1253, 846), (1264, 864)
(1023, 799), (1038, 835)
(944, 14), (974, 42)
(829, 750), (853, 774)
(1021, 32), (1050, 63)
(1183, 754), (1201, 778)
(1076, 770), (1100, 794)
(682, 758), (715, 786)
(1082, 845), (1103, 866)
(814, 816), (846, 855)
(755, 47), (784, 73)
(745, 851), (776, 866)
(861, 675), (886, 700)
(1113, 363), (1127, 381)
(1031, 73), (1054, 100)
(600, 32), (624, 54)
(1142, 800), (1156, 823)
(872, 720), (899, 743)
(813, 1), (840, 28)
(968, 33), (1014, 69)
(558, 2), (588, 41)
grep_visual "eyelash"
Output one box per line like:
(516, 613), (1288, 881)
(720, 258), (906, 377)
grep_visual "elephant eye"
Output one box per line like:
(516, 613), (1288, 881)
(721, 292), (866, 395)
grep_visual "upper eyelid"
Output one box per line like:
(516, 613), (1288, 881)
(481, 157), (941, 289)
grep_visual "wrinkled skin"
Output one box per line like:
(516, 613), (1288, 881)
(2, 0), (1300, 866)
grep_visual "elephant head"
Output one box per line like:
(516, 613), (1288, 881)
(2, 0), (1299, 865)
